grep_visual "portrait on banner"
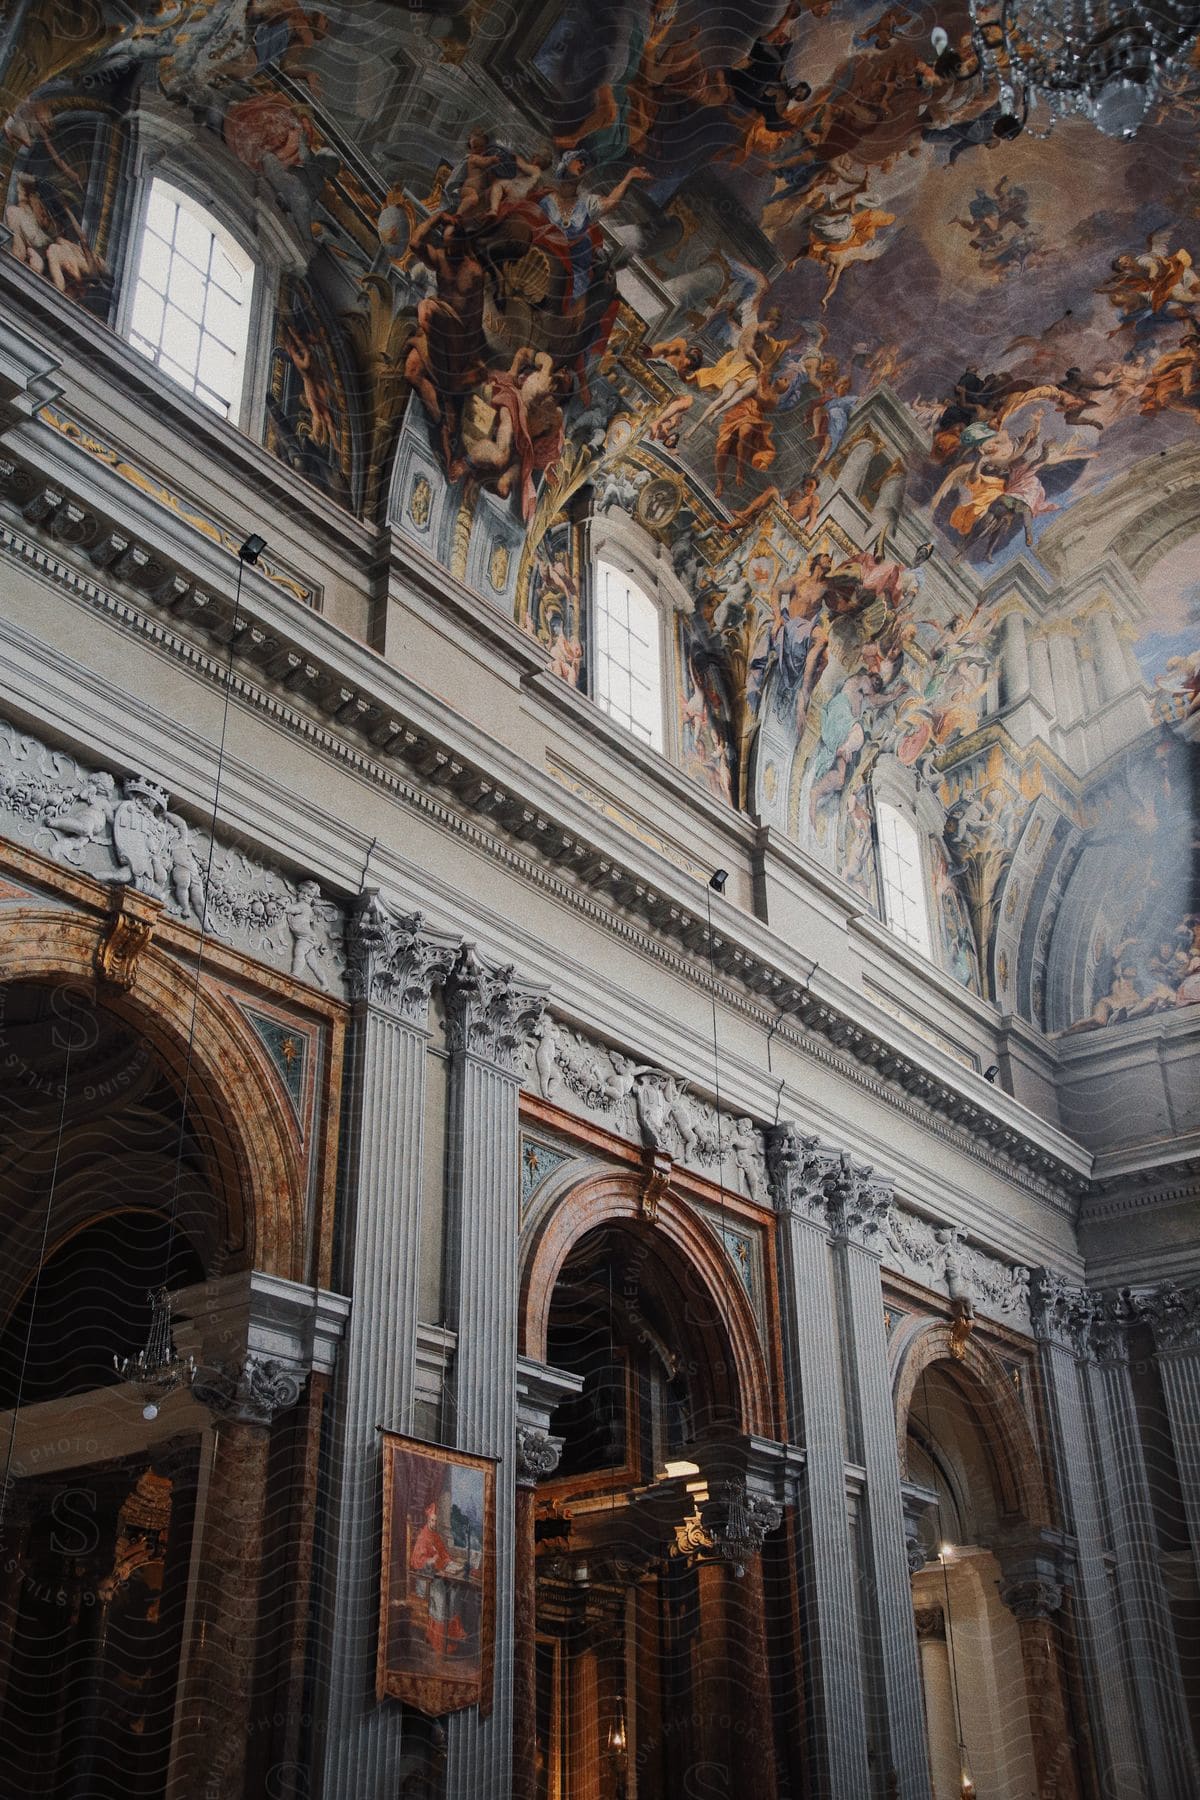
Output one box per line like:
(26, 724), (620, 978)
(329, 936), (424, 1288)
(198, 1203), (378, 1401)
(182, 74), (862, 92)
(377, 1433), (495, 1715)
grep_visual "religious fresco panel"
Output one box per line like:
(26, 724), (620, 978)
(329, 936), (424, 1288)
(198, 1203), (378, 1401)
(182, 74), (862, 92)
(2, 0), (1197, 1026)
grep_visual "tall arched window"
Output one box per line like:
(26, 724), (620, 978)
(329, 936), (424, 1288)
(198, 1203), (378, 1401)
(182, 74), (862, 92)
(127, 178), (255, 420)
(876, 799), (933, 957)
(593, 558), (664, 750)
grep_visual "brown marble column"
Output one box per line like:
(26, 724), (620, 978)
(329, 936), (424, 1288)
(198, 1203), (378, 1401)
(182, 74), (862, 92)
(514, 1481), (540, 1800)
(695, 1558), (733, 1792)
(1001, 1580), (1082, 1800)
(171, 1415), (271, 1800)
(729, 1552), (778, 1798)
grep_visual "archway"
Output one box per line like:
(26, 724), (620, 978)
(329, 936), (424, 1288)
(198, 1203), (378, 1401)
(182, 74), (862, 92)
(0, 929), (308, 1800)
(520, 1176), (780, 1800)
(894, 1325), (1082, 1800)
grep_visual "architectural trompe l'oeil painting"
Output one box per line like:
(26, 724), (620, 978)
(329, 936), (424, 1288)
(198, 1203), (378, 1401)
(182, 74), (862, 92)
(2, 0), (1196, 1032)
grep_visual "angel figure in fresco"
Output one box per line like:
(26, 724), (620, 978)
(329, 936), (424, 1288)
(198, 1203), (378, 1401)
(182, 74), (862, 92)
(1101, 231), (1200, 340)
(732, 472), (822, 537)
(1139, 328), (1200, 418)
(802, 183), (898, 309)
(279, 319), (338, 452)
(5, 174), (107, 296)
(2, 96), (83, 189)
(713, 366), (790, 493)
(684, 272), (799, 438)
(404, 211), (488, 464)
(808, 671), (883, 829)
(452, 347), (566, 522)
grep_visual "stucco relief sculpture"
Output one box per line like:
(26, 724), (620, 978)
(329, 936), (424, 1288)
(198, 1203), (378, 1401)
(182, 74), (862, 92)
(0, 717), (346, 990)
(883, 1207), (1031, 1333)
(526, 1016), (770, 1201)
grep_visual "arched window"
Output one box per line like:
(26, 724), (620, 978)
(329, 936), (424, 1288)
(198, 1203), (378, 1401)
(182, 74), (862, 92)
(876, 799), (933, 957)
(126, 178), (255, 420)
(592, 558), (664, 750)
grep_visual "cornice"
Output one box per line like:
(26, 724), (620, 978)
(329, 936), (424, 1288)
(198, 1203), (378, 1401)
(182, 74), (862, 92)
(0, 475), (1093, 1208)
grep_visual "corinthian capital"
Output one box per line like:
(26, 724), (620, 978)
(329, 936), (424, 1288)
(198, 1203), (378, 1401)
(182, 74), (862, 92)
(1142, 1280), (1200, 1354)
(765, 1124), (828, 1222)
(345, 890), (460, 1024)
(824, 1151), (893, 1250)
(1028, 1268), (1094, 1356)
(444, 945), (548, 1075)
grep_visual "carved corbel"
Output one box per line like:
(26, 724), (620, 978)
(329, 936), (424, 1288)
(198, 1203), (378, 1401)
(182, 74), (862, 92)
(95, 885), (161, 990)
(640, 1147), (672, 1222)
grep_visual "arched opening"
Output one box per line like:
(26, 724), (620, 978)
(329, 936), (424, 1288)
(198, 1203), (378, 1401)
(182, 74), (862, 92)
(898, 1332), (1078, 1800)
(0, 979), (222, 1800)
(528, 1213), (779, 1800)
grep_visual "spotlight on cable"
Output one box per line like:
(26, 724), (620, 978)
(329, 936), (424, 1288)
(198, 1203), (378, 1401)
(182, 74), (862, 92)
(239, 533), (267, 564)
(983, 1064), (999, 1083)
(709, 868), (729, 893)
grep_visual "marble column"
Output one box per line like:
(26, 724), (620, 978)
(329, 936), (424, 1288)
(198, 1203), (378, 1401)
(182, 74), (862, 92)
(442, 947), (548, 1800)
(1001, 611), (1031, 707)
(997, 1568), (1081, 1800)
(1085, 1294), (1199, 1798)
(914, 1606), (958, 1800)
(1027, 1271), (1146, 1798)
(172, 1410), (272, 1799)
(1028, 632), (1055, 716)
(767, 1126), (872, 1799)
(514, 1359), (582, 1800)
(826, 1153), (931, 1800)
(316, 892), (459, 1797)
(1090, 607), (1130, 702)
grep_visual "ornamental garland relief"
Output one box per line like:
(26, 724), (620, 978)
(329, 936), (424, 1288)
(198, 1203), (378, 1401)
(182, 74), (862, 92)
(524, 1014), (769, 1206)
(0, 716), (345, 993)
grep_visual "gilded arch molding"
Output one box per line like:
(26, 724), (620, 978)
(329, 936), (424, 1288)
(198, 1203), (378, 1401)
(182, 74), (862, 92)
(519, 1165), (775, 1441)
(892, 1319), (1050, 1528)
(0, 901), (309, 1284)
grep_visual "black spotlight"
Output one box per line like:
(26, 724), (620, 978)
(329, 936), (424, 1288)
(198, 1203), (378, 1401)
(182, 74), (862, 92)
(709, 869), (729, 893)
(983, 1064), (1000, 1083)
(239, 533), (267, 564)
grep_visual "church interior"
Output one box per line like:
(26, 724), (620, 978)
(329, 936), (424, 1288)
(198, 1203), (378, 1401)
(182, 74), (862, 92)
(0, 0), (1197, 1794)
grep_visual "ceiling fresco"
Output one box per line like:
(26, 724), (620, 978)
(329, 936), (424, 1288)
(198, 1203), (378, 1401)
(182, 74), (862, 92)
(1, 0), (1198, 1033)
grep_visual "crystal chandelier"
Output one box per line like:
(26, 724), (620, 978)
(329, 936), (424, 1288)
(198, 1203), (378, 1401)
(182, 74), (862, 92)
(937, 0), (1200, 136)
(115, 1286), (196, 1421)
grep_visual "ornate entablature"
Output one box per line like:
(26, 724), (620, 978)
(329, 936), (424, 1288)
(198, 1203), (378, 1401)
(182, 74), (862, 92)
(0, 713), (346, 992)
(524, 1013), (769, 1206)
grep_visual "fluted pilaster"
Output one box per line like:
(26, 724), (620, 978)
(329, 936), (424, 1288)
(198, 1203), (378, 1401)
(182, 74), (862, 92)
(768, 1125), (872, 1796)
(442, 947), (547, 1800)
(1028, 1270), (1157, 1798)
(319, 894), (459, 1796)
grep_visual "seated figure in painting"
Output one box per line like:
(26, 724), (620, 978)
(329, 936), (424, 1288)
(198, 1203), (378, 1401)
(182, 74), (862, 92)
(410, 1502), (467, 1657)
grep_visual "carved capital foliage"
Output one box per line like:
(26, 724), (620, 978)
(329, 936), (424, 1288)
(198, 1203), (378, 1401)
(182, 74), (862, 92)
(515, 1425), (564, 1487)
(999, 1577), (1064, 1622)
(824, 1151), (893, 1250)
(1087, 1289), (1136, 1365)
(191, 1353), (306, 1426)
(444, 945), (548, 1075)
(914, 1604), (946, 1641)
(766, 1125), (830, 1223)
(767, 1127), (891, 1245)
(345, 889), (460, 1025)
(1028, 1268), (1095, 1356)
(1142, 1280), (1200, 1354)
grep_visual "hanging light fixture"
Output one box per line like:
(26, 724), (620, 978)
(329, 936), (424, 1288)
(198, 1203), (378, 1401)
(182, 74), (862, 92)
(114, 1285), (196, 1421)
(934, 0), (1200, 137)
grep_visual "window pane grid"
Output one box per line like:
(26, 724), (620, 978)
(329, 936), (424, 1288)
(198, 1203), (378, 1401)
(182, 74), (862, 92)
(128, 182), (252, 420)
(593, 561), (663, 750)
(877, 803), (932, 957)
